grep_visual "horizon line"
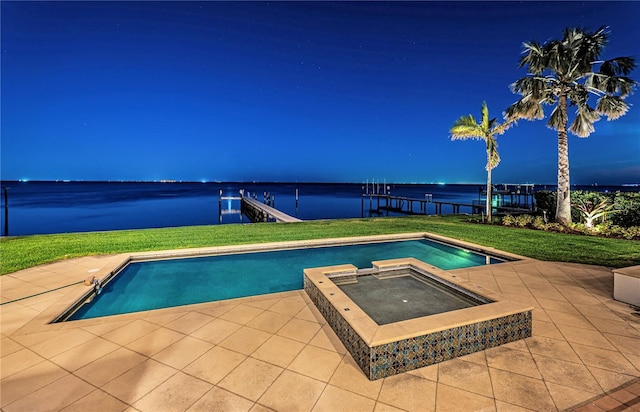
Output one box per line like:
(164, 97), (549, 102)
(1, 179), (637, 187)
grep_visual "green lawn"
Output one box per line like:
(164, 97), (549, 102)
(1, 215), (638, 275)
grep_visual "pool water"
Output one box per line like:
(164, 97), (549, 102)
(68, 239), (503, 321)
(337, 274), (487, 325)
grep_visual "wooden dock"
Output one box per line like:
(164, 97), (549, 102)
(363, 193), (533, 217)
(241, 196), (302, 223)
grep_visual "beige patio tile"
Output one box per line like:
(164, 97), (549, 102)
(0, 336), (23, 357)
(152, 336), (213, 369)
(182, 345), (246, 385)
(288, 344), (343, 382)
(373, 402), (405, 412)
(194, 303), (236, 318)
(244, 297), (280, 310)
(485, 346), (540, 379)
(437, 358), (493, 398)
(545, 382), (601, 411)
(218, 357), (283, 401)
(258, 370), (326, 412)
(0, 347), (45, 379)
(295, 303), (326, 324)
(277, 317), (322, 343)
(573, 303), (626, 321)
(132, 372), (211, 412)
(312, 384), (376, 412)
(102, 319), (160, 346)
(558, 325), (616, 350)
(163, 311), (214, 334)
(497, 284), (533, 297)
(81, 319), (131, 336)
(126, 327), (185, 357)
(604, 333), (640, 356)
(405, 363), (439, 382)
(458, 348), (489, 365)
(250, 403), (276, 412)
(533, 354), (601, 394)
(308, 324), (347, 355)
(190, 317), (242, 344)
(587, 366), (637, 392)
(0, 360), (68, 408)
(526, 336), (581, 363)
(74, 346), (148, 387)
(535, 298), (579, 314)
(489, 368), (555, 411)
(3, 373), (95, 412)
(186, 387), (254, 412)
(51, 336), (120, 371)
(588, 317), (640, 337)
(267, 298), (307, 317)
(545, 309), (594, 330)
(246, 310), (292, 333)
(435, 383), (496, 412)
(61, 389), (129, 412)
(522, 281), (556, 292)
(219, 304), (265, 325)
(533, 319), (564, 340)
(251, 334), (305, 368)
(495, 399), (542, 412)
(143, 311), (185, 326)
(378, 373), (437, 412)
(571, 342), (638, 375)
(219, 326), (272, 355)
(329, 356), (383, 399)
(101, 359), (177, 404)
(27, 328), (97, 358)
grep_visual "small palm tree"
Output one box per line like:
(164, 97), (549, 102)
(506, 26), (636, 225)
(450, 102), (513, 222)
(573, 198), (615, 229)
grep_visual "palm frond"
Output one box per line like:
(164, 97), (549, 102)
(486, 139), (500, 171)
(596, 95), (630, 120)
(480, 102), (490, 130)
(450, 115), (484, 141)
(569, 108), (599, 137)
(600, 56), (636, 76)
(506, 98), (545, 121)
(547, 106), (567, 131)
(519, 41), (546, 73)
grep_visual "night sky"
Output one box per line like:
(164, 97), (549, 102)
(2, 1), (639, 185)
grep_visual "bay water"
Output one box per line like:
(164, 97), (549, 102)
(0, 180), (630, 236)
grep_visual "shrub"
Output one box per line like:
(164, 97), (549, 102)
(532, 216), (547, 230)
(501, 215), (516, 226)
(514, 214), (534, 227)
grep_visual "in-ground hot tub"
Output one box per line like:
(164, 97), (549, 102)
(304, 258), (533, 380)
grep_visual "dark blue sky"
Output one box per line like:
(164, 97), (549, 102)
(2, 1), (639, 184)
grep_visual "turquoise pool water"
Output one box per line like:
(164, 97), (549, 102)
(67, 239), (503, 321)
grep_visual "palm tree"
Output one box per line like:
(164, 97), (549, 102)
(450, 102), (512, 222)
(506, 26), (636, 225)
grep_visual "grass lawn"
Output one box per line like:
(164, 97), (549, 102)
(1, 215), (638, 275)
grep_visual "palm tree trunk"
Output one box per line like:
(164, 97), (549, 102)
(486, 166), (492, 223)
(556, 94), (572, 225)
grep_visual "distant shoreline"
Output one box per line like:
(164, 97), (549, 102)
(1, 180), (637, 187)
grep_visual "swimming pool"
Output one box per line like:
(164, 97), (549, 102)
(61, 236), (507, 322)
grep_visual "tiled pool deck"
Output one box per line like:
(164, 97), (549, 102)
(2, 243), (640, 411)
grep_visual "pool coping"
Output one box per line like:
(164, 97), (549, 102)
(15, 232), (530, 336)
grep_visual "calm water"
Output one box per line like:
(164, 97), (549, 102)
(0, 180), (631, 236)
(68, 238), (503, 320)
